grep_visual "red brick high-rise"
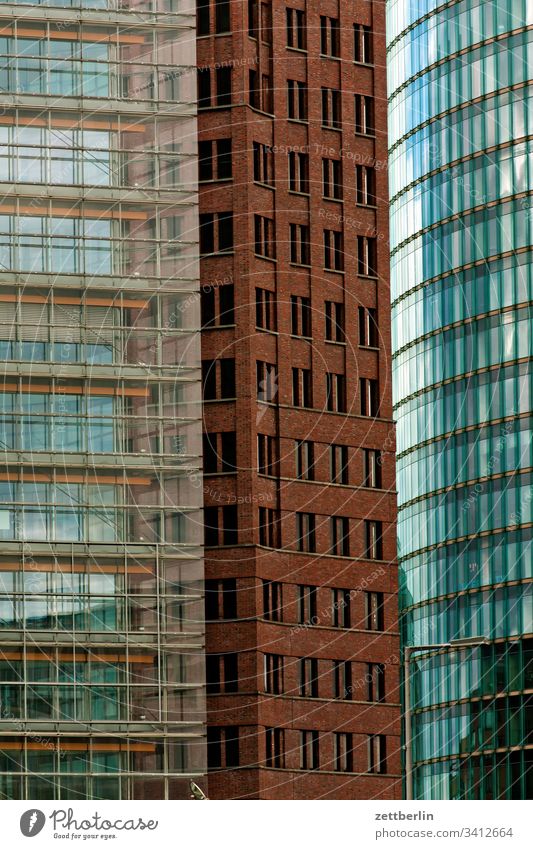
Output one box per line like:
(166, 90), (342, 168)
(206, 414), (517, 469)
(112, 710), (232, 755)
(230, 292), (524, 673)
(197, 0), (400, 799)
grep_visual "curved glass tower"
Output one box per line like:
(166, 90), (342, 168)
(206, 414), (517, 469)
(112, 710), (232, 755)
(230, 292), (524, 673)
(0, 0), (205, 798)
(388, 0), (533, 798)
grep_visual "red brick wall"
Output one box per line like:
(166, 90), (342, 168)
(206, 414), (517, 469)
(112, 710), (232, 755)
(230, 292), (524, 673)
(198, 0), (400, 799)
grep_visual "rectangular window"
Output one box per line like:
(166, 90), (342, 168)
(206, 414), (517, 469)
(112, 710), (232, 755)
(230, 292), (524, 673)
(253, 141), (274, 185)
(325, 301), (345, 342)
(365, 591), (384, 631)
(300, 730), (319, 770)
(298, 584), (317, 624)
(330, 516), (350, 557)
(332, 588), (351, 628)
(223, 504), (238, 545)
(254, 215), (276, 258)
(258, 433), (276, 475)
(324, 229), (344, 271)
(197, 67), (211, 108)
(261, 72), (273, 113)
(291, 294), (311, 336)
(321, 87), (341, 129)
(355, 94), (375, 135)
(320, 16), (340, 57)
(334, 732), (354, 772)
(357, 235), (378, 276)
(356, 165), (376, 205)
(358, 306), (378, 346)
(296, 512), (316, 553)
(259, 506), (280, 548)
(248, 0), (258, 37)
(326, 372), (346, 413)
(200, 212), (233, 254)
(330, 444), (349, 484)
(264, 653), (284, 694)
(363, 449), (382, 488)
(288, 79), (307, 120)
(255, 287), (276, 331)
(203, 432), (237, 474)
(207, 727), (240, 769)
(257, 360), (278, 402)
(354, 23), (373, 64)
(365, 520), (383, 560)
(322, 158), (342, 199)
(200, 283), (235, 329)
(292, 367), (312, 408)
(263, 580), (283, 622)
(295, 440), (314, 481)
(220, 358), (236, 397)
(289, 224), (311, 265)
(198, 140), (214, 181)
(206, 653), (238, 694)
(216, 66), (232, 106)
(219, 284), (235, 324)
(333, 660), (352, 700)
(204, 505), (238, 546)
(202, 358), (235, 400)
(205, 578), (237, 620)
(286, 7), (306, 49)
(299, 657), (319, 698)
(288, 151), (309, 193)
(249, 69), (259, 108)
(367, 734), (386, 773)
(360, 377), (379, 417)
(215, 0), (231, 33)
(198, 139), (232, 183)
(197, 0), (210, 35)
(207, 726), (239, 769)
(265, 727), (285, 768)
(367, 662), (385, 702)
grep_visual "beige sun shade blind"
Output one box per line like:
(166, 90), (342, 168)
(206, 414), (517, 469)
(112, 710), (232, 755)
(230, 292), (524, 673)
(19, 302), (49, 341)
(52, 302), (82, 343)
(85, 305), (115, 344)
(0, 303), (17, 338)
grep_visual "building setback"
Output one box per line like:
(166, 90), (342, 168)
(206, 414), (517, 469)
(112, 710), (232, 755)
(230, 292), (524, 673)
(388, 0), (533, 799)
(198, 0), (400, 799)
(0, 0), (205, 799)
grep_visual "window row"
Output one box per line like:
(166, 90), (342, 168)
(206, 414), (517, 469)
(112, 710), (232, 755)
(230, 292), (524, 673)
(410, 638), (533, 710)
(399, 470), (533, 555)
(0, 596), (202, 634)
(207, 653), (387, 703)
(392, 249), (533, 352)
(389, 30), (533, 143)
(388, 0), (522, 93)
(208, 726), (388, 774)
(393, 305), (532, 402)
(405, 583), (533, 646)
(259, 438), (382, 489)
(389, 87), (533, 202)
(390, 138), (533, 252)
(0, 683), (201, 722)
(401, 525), (533, 609)
(205, 578), (387, 632)
(395, 360), (533, 456)
(397, 415), (532, 507)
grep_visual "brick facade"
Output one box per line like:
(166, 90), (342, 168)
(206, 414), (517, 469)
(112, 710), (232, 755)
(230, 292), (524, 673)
(198, 0), (400, 799)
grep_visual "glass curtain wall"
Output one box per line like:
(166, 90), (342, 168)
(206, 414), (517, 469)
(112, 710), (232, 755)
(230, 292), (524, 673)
(0, 0), (205, 799)
(387, 0), (533, 799)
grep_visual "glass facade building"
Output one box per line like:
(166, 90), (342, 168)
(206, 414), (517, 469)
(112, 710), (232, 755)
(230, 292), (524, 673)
(388, 0), (533, 798)
(0, 0), (205, 798)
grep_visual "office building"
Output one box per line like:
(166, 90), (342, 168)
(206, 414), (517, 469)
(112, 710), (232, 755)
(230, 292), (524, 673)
(388, 0), (533, 799)
(199, 0), (400, 799)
